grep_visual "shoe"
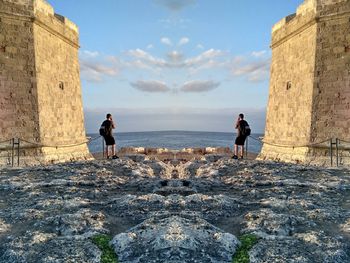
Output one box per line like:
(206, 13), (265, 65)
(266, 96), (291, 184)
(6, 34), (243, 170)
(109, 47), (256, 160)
(232, 155), (238, 159)
(240, 156), (244, 159)
(112, 155), (119, 159)
(106, 156), (110, 159)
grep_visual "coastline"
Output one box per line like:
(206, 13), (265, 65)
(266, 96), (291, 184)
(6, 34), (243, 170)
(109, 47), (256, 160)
(87, 131), (264, 154)
(92, 147), (259, 161)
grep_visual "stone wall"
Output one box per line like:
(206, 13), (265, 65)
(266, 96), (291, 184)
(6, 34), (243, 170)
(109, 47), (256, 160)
(311, 1), (350, 143)
(0, 0), (39, 165)
(311, 0), (350, 166)
(259, 0), (350, 166)
(0, 0), (92, 165)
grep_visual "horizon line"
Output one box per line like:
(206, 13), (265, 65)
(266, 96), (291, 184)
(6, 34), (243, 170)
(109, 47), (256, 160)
(86, 130), (265, 134)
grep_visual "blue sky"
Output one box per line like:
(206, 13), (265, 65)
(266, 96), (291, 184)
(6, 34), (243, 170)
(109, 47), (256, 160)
(49, 0), (304, 133)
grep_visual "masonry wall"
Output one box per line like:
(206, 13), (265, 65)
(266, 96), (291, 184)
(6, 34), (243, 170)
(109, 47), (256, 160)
(259, 0), (350, 166)
(0, 0), (91, 165)
(311, 1), (350, 143)
(259, 2), (318, 163)
(33, 5), (90, 161)
(0, 0), (40, 164)
(310, 0), (350, 165)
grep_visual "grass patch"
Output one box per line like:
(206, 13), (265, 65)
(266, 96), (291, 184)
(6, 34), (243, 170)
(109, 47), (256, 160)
(232, 234), (259, 263)
(91, 234), (119, 263)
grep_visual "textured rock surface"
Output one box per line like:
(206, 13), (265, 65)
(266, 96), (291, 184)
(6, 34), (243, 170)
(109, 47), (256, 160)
(0, 154), (349, 262)
(112, 216), (239, 263)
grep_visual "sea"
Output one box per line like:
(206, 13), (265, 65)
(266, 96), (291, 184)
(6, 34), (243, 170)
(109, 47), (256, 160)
(87, 131), (264, 154)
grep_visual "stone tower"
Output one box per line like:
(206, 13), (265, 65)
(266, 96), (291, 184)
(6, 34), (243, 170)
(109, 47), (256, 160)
(259, 0), (350, 165)
(0, 0), (92, 165)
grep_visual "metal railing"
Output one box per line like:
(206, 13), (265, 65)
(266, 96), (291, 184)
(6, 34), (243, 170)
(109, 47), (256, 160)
(247, 136), (350, 167)
(0, 136), (102, 167)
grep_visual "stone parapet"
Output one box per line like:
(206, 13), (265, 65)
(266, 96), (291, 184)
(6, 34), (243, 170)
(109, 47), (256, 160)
(272, 5), (317, 48)
(33, 0), (78, 33)
(1, 0), (78, 45)
(271, 0), (317, 33)
(272, 0), (350, 48)
(33, 0), (52, 15)
(33, 0), (79, 47)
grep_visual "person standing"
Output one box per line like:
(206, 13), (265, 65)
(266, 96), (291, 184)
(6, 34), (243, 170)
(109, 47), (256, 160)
(100, 113), (118, 159)
(233, 113), (251, 159)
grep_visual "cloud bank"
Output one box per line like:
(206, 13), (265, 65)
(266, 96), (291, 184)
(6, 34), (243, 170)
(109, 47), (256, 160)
(180, 80), (220, 93)
(130, 80), (170, 93)
(79, 47), (271, 88)
(231, 58), (270, 83)
(80, 60), (119, 82)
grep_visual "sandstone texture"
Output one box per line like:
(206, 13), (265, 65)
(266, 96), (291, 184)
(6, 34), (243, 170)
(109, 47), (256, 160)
(0, 0), (91, 166)
(0, 152), (349, 262)
(260, 0), (350, 165)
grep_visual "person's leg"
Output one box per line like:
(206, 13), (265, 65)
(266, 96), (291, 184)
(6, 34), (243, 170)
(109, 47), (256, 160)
(111, 136), (118, 158)
(234, 144), (238, 156)
(112, 144), (119, 159)
(240, 145), (244, 158)
(112, 144), (115, 156)
(106, 145), (110, 158)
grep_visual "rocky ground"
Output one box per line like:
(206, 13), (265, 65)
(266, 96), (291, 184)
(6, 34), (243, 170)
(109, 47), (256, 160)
(0, 151), (349, 262)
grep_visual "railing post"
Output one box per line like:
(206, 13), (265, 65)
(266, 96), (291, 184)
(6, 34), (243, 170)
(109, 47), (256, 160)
(11, 138), (14, 167)
(336, 138), (339, 167)
(330, 138), (333, 167)
(11, 138), (20, 167)
(17, 138), (20, 166)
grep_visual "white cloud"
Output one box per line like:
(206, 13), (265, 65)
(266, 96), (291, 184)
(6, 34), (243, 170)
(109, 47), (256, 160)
(188, 60), (227, 75)
(180, 80), (220, 93)
(125, 49), (167, 67)
(79, 51), (121, 82)
(184, 49), (225, 67)
(178, 37), (190, 46)
(251, 50), (267, 58)
(123, 48), (228, 74)
(196, 44), (204, 49)
(80, 60), (119, 82)
(81, 50), (99, 58)
(122, 47), (269, 83)
(79, 44), (270, 95)
(123, 59), (154, 71)
(154, 0), (196, 12)
(130, 80), (170, 93)
(161, 37), (173, 46)
(167, 51), (183, 63)
(183, 49), (228, 74)
(231, 59), (270, 83)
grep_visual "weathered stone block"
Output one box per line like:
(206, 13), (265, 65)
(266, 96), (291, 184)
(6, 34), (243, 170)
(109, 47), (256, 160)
(259, 0), (350, 166)
(0, 0), (92, 166)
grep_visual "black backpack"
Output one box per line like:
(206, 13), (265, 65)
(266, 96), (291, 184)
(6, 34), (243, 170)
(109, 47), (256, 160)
(240, 121), (251, 136)
(99, 123), (106, 136)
